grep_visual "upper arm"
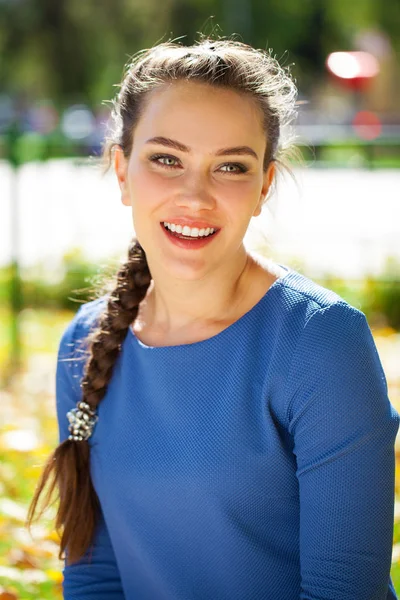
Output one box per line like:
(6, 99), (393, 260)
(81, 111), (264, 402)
(55, 309), (86, 444)
(55, 306), (125, 599)
(285, 303), (400, 600)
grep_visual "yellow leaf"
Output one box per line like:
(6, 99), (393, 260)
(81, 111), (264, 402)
(45, 529), (61, 543)
(8, 548), (39, 569)
(45, 568), (63, 583)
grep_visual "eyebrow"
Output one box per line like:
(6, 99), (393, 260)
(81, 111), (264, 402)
(145, 136), (259, 160)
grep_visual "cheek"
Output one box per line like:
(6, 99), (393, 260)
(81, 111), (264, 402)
(128, 163), (169, 206)
(216, 178), (261, 206)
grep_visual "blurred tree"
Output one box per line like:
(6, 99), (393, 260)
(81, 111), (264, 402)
(0, 0), (398, 108)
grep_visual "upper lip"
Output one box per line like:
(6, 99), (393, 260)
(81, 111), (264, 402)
(161, 219), (220, 230)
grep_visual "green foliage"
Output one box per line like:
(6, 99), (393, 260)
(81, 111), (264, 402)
(363, 258), (400, 330)
(298, 142), (400, 169)
(3, 248), (113, 312)
(0, 0), (398, 105)
(315, 256), (400, 330)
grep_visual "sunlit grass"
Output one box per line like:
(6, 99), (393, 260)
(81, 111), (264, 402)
(0, 309), (399, 598)
(0, 309), (71, 599)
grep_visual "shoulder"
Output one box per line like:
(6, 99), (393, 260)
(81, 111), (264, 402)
(267, 267), (378, 388)
(55, 295), (109, 400)
(249, 264), (372, 386)
(267, 265), (366, 339)
(57, 295), (109, 363)
(253, 265), (392, 433)
(74, 295), (109, 333)
(278, 267), (348, 312)
(276, 269), (380, 385)
(270, 270), (393, 429)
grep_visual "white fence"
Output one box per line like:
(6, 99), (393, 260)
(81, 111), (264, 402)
(1, 159), (399, 278)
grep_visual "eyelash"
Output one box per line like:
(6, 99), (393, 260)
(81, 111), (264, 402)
(149, 154), (248, 174)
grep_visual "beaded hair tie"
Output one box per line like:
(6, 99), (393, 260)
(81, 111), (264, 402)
(67, 401), (98, 441)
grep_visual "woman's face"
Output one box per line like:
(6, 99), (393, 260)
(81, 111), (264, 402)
(114, 80), (275, 280)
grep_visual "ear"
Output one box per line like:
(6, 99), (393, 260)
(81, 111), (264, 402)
(114, 145), (131, 206)
(253, 161), (276, 218)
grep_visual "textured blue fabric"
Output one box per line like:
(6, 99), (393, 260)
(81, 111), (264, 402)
(56, 265), (400, 600)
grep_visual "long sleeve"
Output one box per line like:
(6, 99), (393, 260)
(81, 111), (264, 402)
(284, 302), (399, 600)
(55, 309), (125, 600)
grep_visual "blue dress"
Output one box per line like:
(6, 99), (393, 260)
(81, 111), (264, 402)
(56, 265), (399, 599)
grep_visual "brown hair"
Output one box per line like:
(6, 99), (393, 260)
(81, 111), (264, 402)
(26, 36), (298, 566)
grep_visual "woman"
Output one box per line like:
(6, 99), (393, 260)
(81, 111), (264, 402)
(28, 38), (399, 599)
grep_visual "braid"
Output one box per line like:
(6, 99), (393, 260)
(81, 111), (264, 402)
(82, 239), (151, 407)
(26, 238), (152, 566)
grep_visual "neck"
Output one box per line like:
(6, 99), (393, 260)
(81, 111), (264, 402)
(137, 248), (254, 335)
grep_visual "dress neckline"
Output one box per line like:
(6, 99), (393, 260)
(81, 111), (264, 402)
(128, 264), (295, 351)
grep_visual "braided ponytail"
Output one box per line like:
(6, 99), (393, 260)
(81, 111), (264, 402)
(26, 239), (151, 565)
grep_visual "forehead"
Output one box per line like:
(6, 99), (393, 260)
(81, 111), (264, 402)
(133, 80), (266, 152)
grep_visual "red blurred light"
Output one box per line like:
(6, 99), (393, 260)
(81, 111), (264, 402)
(352, 111), (382, 140)
(326, 51), (380, 91)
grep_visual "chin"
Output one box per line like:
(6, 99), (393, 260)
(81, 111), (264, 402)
(160, 257), (212, 280)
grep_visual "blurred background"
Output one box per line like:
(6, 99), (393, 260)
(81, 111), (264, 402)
(0, 0), (399, 597)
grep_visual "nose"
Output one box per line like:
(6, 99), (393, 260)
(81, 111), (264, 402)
(174, 172), (216, 211)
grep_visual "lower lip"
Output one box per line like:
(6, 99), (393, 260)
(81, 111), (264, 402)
(160, 223), (220, 249)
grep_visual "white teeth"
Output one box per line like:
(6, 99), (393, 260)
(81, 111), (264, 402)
(163, 222), (216, 238)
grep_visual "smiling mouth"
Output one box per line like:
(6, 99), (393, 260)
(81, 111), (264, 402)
(160, 222), (220, 247)
(161, 223), (219, 239)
